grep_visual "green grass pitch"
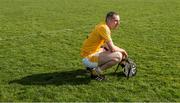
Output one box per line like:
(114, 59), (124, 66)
(0, 0), (179, 101)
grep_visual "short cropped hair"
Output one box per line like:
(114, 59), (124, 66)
(105, 11), (118, 22)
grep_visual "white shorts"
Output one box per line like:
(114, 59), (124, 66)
(82, 51), (102, 68)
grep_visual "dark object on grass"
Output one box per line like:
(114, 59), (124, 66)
(115, 58), (137, 79)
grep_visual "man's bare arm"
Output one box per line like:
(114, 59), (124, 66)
(106, 40), (128, 58)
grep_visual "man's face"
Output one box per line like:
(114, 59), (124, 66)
(109, 15), (120, 29)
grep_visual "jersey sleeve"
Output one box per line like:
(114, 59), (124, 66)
(98, 26), (112, 42)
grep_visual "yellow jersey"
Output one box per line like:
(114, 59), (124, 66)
(81, 22), (112, 58)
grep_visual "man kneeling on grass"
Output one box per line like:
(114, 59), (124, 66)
(80, 11), (128, 81)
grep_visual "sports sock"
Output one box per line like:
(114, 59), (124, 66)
(95, 67), (102, 74)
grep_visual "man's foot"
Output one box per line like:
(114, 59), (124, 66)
(86, 67), (106, 81)
(91, 74), (106, 81)
(86, 67), (101, 76)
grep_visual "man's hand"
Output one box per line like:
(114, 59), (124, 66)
(114, 46), (128, 59)
(106, 41), (128, 59)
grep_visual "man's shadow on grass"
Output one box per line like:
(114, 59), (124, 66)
(9, 69), (92, 86)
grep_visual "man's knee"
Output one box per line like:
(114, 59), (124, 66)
(114, 52), (123, 62)
(112, 58), (120, 63)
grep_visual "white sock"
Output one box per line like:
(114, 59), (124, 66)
(95, 67), (102, 74)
